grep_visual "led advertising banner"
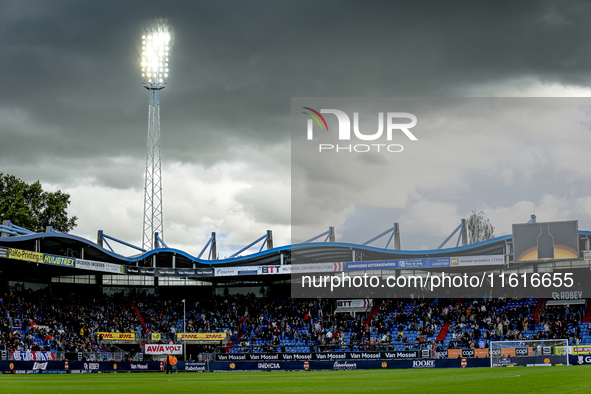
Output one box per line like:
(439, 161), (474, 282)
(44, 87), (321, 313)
(513, 220), (578, 262)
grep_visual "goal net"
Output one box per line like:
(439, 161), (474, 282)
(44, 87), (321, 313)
(490, 339), (569, 367)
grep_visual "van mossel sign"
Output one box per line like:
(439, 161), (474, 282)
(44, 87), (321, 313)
(214, 351), (420, 362)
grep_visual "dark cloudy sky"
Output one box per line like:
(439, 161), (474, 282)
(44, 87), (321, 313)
(1, 1), (591, 256)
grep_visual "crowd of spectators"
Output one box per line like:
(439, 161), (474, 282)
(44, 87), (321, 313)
(0, 287), (140, 357)
(1, 286), (590, 360)
(442, 298), (589, 350)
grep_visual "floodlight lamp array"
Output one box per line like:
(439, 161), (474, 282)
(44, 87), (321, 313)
(141, 29), (170, 87)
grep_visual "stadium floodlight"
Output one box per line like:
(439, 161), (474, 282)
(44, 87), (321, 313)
(141, 25), (171, 252)
(141, 30), (171, 88)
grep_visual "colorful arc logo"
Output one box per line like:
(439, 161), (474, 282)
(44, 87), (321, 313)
(302, 107), (329, 131)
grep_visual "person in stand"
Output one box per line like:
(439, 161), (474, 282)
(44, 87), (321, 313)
(165, 353), (173, 374)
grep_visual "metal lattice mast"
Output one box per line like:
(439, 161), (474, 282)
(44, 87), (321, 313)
(140, 29), (170, 251)
(142, 87), (164, 251)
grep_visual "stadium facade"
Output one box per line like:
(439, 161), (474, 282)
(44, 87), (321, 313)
(0, 220), (590, 287)
(2, 219), (591, 372)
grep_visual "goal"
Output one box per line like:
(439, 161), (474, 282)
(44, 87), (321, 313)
(490, 339), (569, 367)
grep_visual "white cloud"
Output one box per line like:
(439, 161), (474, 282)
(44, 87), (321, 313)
(292, 98), (591, 249)
(58, 154), (291, 258)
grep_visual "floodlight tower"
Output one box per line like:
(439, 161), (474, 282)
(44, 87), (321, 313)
(140, 28), (170, 251)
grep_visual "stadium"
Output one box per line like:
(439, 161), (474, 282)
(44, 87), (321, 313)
(3, 2), (591, 393)
(2, 216), (591, 384)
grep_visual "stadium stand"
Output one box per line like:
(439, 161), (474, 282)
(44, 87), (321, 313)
(1, 221), (590, 364)
(1, 285), (588, 362)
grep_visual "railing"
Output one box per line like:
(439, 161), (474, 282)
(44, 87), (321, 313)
(217, 342), (429, 354)
(6, 351), (143, 362)
(198, 353), (214, 362)
(147, 333), (177, 343)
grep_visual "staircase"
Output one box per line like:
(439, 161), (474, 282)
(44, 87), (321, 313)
(130, 302), (146, 331)
(435, 299), (461, 345)
(533, 298), (545, 324)
(364, 302), (382, 326)
(435, 323), (450, 344)
(236, 316), (248, 342)
(435, 298), (462, 343)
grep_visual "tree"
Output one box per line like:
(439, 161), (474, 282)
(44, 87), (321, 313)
(0, 173), (77, 233)
(467, 210), (494, 244)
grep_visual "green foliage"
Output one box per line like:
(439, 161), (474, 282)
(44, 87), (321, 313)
(467, 210), (495, 244)
(0, 173), (77, 233)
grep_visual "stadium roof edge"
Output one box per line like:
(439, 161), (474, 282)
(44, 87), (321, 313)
(0, 231), (589, 267)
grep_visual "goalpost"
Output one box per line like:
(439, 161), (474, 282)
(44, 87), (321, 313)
(489, 339), (569, 367)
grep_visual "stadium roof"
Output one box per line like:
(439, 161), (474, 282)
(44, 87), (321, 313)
(1, 230), (590, 270)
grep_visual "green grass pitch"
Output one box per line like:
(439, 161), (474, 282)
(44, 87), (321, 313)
(1, 366), (590, 393)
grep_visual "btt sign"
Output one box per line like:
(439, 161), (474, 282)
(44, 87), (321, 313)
(336, 299), (373, 309)
(257, 265), (291, 275)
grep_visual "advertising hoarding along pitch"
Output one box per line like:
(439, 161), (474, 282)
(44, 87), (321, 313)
(572, 346), (591, 354)
(214, 351), (421, 362)
(11, 351), (55, 361)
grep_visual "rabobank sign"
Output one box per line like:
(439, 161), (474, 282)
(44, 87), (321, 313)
(185, 363), (207, 372)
